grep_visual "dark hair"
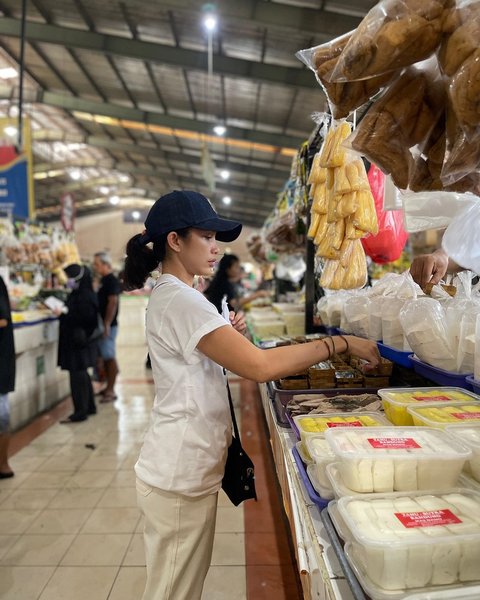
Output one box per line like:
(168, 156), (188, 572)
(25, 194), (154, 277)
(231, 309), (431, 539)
(123, 228), (191, 290)
(204, 254), (240, 310)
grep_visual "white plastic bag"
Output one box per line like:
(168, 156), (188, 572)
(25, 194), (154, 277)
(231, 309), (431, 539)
(383, 175), (403, 211)
(402, 191), (478, 233)
(400, 297), (457, 371)
(457, 305), (480, 373)
(442, 200), (480, 274)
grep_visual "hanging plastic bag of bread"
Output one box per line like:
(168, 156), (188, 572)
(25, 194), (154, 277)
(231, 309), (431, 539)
(360, 164), (408, 264)
(439, 0), (480, 140)
(329, 0), (448, 82)
(348, 58), (445, 190)
(296, 33), (395, 119)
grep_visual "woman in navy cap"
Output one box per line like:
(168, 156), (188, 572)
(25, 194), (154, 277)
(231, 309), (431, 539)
(124, 190), (380, 600)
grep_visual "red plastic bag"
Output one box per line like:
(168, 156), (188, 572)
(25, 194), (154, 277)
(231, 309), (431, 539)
(361, 164), (408, 264)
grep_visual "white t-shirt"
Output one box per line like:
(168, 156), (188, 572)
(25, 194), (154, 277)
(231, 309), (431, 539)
(135, 274), (232, 497)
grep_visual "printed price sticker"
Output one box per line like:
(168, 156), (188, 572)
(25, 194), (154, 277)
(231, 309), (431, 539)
(452, 412), (480, 420)
(327, 421), (362, 428)
(413, 395), (451, 402)
(368, 437), (421, 449)
(395, 509), (462, 528)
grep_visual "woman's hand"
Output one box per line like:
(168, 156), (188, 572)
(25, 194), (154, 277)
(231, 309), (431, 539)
(345, 335), (381, 368)
(229, 310), (247, 335)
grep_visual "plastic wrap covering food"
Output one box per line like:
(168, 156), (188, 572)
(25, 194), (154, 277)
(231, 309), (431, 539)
(440, 0), (480, 140)
(402, 189), (478, 232)
(329, 0), (448, 82)
(349, 59), (445, 190)
(319, 241), (368, 291)
(441, 102), (480, 187)
(343, 295), (371, 338)
(400, 297), (457, 371)
(264, 206), (305, 254)
(308, 122), (375, 291)
(296, 32), (395, 119)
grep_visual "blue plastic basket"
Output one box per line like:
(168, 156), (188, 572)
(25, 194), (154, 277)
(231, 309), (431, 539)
(378, 342), (413, 368)
(292, 446), (329, 510)
(410, 355), (473, 390)
(466, 375), (480, 396)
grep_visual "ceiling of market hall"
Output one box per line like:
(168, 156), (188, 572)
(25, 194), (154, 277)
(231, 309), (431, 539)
(0, 0), (377, 228)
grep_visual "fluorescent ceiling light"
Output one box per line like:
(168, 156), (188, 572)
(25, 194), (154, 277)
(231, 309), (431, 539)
(132, 210), (141, 220)
(203, 14), (217, 32)
(109, 195), (120, 205)
(220, 169), (230, 181)
(99, 186), (110, 194)
(118, 174), (129, 183)
(69, 169), (81, 180)
(222, 196), (231, 205)
(0, 67), (17, 79)
(213, 125), (226, 137)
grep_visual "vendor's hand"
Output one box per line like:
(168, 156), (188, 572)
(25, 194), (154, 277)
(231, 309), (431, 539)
(345, 335), (381, 369)
(230, 311), (247, 335)
(103, 323), (111, 338)
(410, 249), (449, 288)
(51, 308), (63, 317)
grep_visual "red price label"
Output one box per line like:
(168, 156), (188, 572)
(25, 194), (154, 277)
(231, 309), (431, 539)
(327, 421), (362, 428)
(368, 437), (421, 449)
(451, 412), (480, 420)
(395, 509), (462, 528)
(413, 395), (451, 402)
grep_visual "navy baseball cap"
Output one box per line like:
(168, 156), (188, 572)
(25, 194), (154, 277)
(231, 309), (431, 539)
(137, 190), (242, 245)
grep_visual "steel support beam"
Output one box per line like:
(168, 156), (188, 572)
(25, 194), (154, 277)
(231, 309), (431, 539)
(0, 18), (318, 89)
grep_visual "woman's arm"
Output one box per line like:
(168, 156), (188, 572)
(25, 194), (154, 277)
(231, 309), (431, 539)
(197, 327), (380, 383)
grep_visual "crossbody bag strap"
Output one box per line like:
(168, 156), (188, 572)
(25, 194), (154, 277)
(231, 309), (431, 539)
(226, 381), (241, 441)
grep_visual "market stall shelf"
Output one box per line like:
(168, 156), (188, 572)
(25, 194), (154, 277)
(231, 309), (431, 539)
(410, 355), (473, 389)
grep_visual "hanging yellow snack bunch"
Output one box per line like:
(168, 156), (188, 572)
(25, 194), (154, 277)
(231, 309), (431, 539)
(306, 121), (378, 289)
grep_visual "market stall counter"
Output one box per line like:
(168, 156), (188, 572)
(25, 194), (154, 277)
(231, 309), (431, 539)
(10, 311), (69, 430)
(258, 382), (357, 600)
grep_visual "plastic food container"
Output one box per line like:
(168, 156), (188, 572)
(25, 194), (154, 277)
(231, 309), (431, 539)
(293, 411), (390, 447)
(306, 463), (334, 501)
(338, 489), (480, 593)
(295, 441), (312, 464)
(326, 462), (360, 499)
(379, 387), (480, 426)
(378, 341), (413, 368)
(324, 427), (471, 493)
(305, 436), (336, 489)
(446, 423), (480, 483)
(407, 401), (480, 429)
(466, 375), (480, 396)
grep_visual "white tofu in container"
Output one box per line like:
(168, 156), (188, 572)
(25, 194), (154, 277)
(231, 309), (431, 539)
(324, 427), (471, 494)
(446, 423), (480, 483)
(339, 489), (480, 595)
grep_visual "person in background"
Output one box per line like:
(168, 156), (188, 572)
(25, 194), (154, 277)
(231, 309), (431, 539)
(0, 275), (15, 478)
(123, 189), (380, 600)
(204, 253), (269, 313)
(93, 251), (121, 402)
(410, 247), (462, 288)
(57, 264), (99, 423)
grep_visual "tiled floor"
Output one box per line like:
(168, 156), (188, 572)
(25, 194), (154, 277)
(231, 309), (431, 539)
(1, 317), (302, 599)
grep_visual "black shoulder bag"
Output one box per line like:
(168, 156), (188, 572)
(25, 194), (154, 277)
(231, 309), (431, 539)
(221, 382), (257, 506)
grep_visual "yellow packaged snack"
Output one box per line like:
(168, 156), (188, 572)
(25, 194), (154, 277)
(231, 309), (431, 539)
(352, 189), (379, 234)
(314, 213), (329, 246)
(312, 182), (328, 214)
(336, 191), (359, 219)
(307, 212), (321, 239)
(407, 401), (480, 428)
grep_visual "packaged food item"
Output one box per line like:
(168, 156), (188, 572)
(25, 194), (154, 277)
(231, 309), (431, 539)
(343, 295), (370, 338)
(325, 426), (471, 493)
(446, 423), (480, 483)
(295, 411), (389, 437)
(379, 387), (479, 426)
(335, 369), (364, 388)
(349, 59), (445, 190)
(307, 461), (335, 499)
(296, 33), (395, 119)
(307, 361), (336, 386)
(407, 401), (480, 428)
(340, 488), (480, 592)
(329, 0), (447, 82)
(326, 462), (360, 499)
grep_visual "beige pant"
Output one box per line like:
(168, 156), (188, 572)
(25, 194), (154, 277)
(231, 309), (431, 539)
(136, 478), (218, 600)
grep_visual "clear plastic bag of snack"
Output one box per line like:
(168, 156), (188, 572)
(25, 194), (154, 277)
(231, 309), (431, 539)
(343, 293), (370, 337)
(329, 0), (447, 82)
(348, 58), (445, 190)
(296, 33), (395, 119)
(400, 297), (457, 371)
(440, 0), (480, 140)
(441, 102), (480, 187)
